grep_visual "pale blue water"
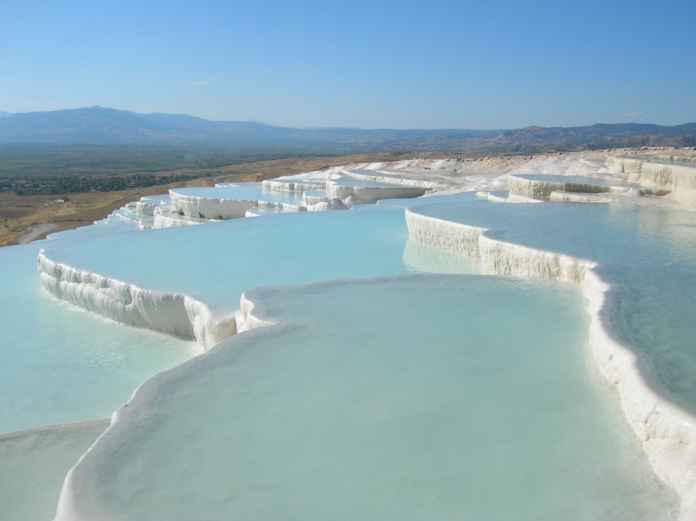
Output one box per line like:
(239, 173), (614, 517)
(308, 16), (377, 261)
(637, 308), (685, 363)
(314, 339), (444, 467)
(414, 194), (696, 412)
(171, 182), (306, 205)
(43, 206), (471, 311)
(5, 190), (692, 519)
(0, 233), (194, 433)
(63, 276), (676, 520)
(0, 420), (107, 521)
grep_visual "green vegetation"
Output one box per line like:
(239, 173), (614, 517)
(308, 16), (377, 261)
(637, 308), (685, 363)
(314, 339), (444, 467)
(1, 173), (210, 196)
(0, 144), (285, 178)
(0, 144), (320, 195)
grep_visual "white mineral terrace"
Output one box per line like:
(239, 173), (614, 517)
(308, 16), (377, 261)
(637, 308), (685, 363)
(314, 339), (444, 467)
(169, 174), (429, 221)
(14, 149), (696, 519)
(607, 156), (696, 204)
(405, 203), (696, 519)
(37, 252), (236, 350)
(115, 151), (696, 232)
(507, 173), (626, 201)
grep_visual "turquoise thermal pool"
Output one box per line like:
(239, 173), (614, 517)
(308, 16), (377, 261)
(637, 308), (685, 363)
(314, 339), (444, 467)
(54, 276), (676, 521)
(0, 420), (108, 521)
(7, 156), (696, 520)
(39, 205), (472, 313)
(0, 240), (193, 433)
(409, 194), (696, 413)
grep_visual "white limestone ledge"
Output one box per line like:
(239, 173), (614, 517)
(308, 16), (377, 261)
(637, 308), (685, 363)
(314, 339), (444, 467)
(607, 157), (696, 206)
(340, 168), (445, 190)
(169, 190), (257, 220)
(327, 178), (426, 204)
(405, 206), (696, 520)
(262, 178), (327, 194)
(508, 174), (611, 201)
(475, 191), (542, 204)
(548, 191), (611, 204)
(152, 206), (209, 228)
(37, 252), (236, 351)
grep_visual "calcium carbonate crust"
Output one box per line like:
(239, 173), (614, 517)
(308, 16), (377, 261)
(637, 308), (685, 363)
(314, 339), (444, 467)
(37, 252), (236, 351)
(405, 207), (696, 519)
(508, 174), (611, 201)
(608, 157), (696, 205)
(169, 189), (259, 219)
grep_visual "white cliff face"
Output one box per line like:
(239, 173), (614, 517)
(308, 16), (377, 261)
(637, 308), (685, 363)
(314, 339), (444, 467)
(37, 252), (236, 351)
(405, 205), (696, 520)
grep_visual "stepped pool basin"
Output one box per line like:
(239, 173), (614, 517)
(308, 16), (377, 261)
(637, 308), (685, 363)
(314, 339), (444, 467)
(408, 195), (696, 413)
(39, 206), (472, 322)
(6, 152), (696, 520)
(55, 276), (676, 521)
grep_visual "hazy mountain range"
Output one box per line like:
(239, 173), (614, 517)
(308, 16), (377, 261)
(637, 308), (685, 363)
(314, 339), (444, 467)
(0, 107), (695, 152)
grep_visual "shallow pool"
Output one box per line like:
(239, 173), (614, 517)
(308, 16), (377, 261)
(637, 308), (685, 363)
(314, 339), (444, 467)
(0, 232), (193, 433)
(56, 276), (676, 521)
(42, 206), (473, 312)
(412, 194), (696, 413)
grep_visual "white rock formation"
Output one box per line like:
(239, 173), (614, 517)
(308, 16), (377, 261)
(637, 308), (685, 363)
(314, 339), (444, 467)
(169, 189), (256, 220)
(607, 156), (696, 205)
(508, 174), (611, 201)
(326, 178), (426, 203)
(262, 178), (327, 194)
(37, 252), (236, 351)
(152, 206), (208, 228)
(548, 191), (611, 203)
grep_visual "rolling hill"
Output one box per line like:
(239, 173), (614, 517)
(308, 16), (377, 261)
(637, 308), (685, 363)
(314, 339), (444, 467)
(0, 107), (694, 152)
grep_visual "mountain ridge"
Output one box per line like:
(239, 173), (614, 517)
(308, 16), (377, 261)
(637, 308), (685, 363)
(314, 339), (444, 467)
(0, 106), (694, 151)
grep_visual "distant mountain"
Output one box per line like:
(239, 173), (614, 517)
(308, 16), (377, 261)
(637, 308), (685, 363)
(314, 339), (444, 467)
(0, 106), (694, 152)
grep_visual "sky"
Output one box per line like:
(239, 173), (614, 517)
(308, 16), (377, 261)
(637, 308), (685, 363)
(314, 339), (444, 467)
(1, 1), (695, 129)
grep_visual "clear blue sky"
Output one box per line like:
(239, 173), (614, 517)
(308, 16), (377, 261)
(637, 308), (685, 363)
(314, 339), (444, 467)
(1, 1), (695, 129)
